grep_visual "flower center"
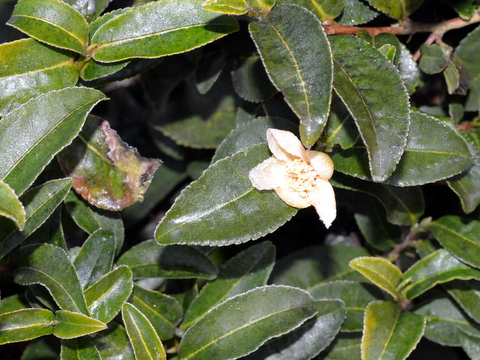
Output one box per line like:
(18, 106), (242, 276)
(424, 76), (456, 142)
(285, 159), (318, 198)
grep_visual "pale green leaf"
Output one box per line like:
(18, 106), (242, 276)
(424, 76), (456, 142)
(54, 310), (106, 338)
(364, 0), (424, 19)
(202, 0), (248, 15)
(0, 180), (25, 230)
(277, 0), (345, 21)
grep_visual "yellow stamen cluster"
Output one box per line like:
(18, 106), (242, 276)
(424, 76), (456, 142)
(285, 159), (318, 198)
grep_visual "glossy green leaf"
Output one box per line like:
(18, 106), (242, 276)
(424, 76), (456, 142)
(0, 87), (105, 195)
(249, 4), (332, 146)
(243, 299), (346, 360)
(0, 180), (25, 229)
(364, 0), (424, 19)
(131, 284), (183, 340)
(156, 144), (297, 246)
(362, 301), (425, 360)
(330, 35), (410, 182)
(122, 302), (166, 360)
(309, 280), (384, 332)
(442, 279), (480, 325)
(84, 266), (133, 324)
(271, 244), (371, 289)
(54, 310), (106, 338)
(7, 0), (89, 54)
(321, 332), (362, 359)
(182, 241), (275, 329)
(0, 309), (55, 345)
(429, 216), (480, 269)
(349, 257), (402, 299)
(73, 229), (115, 289)
(178, 285), (317, 360)
(79, 59), (130, 81)
(0, 38), (78, 115)
(398, 43), (420, 94)
(0, 179), (72, 259)
(337, 0), (378, 25)
(14, 244), (89, 314)
(460, 330), (480, 359)
(91, 323), (135, 360)
(90, 0), (239, 62)
(61, 337), (101, 360)
(401, 249), (480, 300)
(58, 116), (162, 211)
(419, 44), (448, 74)
(277, 0), (345, 21)
(202, 0), (248, 15)
(0, 294), (30, 314)
(117, 240), (217, 279)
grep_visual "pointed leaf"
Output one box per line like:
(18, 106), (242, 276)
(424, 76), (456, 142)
(61, 337), (101, 360)
(0, 38), (78, 115)
(90, 0), (239, 62)
(14, 244), (89, 314)
(365, 0), (424, 19)
(178, 285), (317, 360)
(155, 144), (297, 246)
(429, 216), (480, 269)
(84, 266), (133, 324)
(58, 116), (162, 211)
(73, 229), (116, 289)
(0, 309), (55, 345)
(0, 87), (106, 195)
(330, 35), (410, 181)
(54, 310), (106, 338)
(277, 0), (345, 21)
(117, 240), (217, 279)
(349, 257), (402, 299)
(131, 284), (183, 340)
(91, 323), (135, 360)
(122, 303), (166, 360)
(79, 59), (130, 81)
(362, 301), (425, 360)
(337, 0), (378, 25)
(0, 179), (72, 259)
(249, 4), (332, 146)
(7, 0), (89, 54)
(402, 249), (480, 300)
(0, 180), (25, 230)
(182, 241), (275, 329)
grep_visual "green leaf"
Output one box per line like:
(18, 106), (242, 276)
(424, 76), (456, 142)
(0, 38), (78, 115)
(0, 180), (25, 230)
(364, 0), (424, 19)
(58, 116), (162, 211)
(398, 43), (421, 94)
(309, 280), (384, 332)
(14, 244), (89, 314)
(0, 87), (105, 196)
(117, 240), (218, 279)
(362, 301), (425, 360)
(79, 59), (130, 81)
(442, 280), (480, 325)
(277, 0), (345, 21)
(131, 284), (183, 341)
(195, 50), (227, 94)
(337, 0), (378, 25)
(0, 309), (55, 345)
(454, 25), (480, 78)
(202, 0), (248, 15)
(84, 266), (133, 324)
(0, 179), (72, 259)
(73, 229), (116, 289)
(178, 285), (317, 360)
(61, 337), (101, 360)
(349, 257), (402, 299)
(156, 144), (297, 246)
(321, 332), (362, 359)
(182, 241), (275, 329)
(419, 44), (448, 74)
(243, 299), (346, 360)
(122, 303), (166, 360)
(54, 310), (106, 338)
(249, 4), (333, 146)
(7, 0), (89, 54)
(91, 323), (135, 360)
(62, 0), (110, 22)
(23, 207), (66, 250)
(90, 0), (239, 62)
(21, 338), (60, 360)
(401, 249), (480, 300)
(428, 216), (480, 269)
(0, 294), (30, 314)
(330, 35), (410, 182)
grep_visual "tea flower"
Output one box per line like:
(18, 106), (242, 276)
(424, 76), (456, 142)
(249, 129), (336, 228)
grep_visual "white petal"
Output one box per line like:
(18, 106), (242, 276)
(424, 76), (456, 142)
(306, 150), (334, 180)
(308, 179), (336, 228)
(249, 157), (289, 190)
(266, 129), (309, 162)
(274, 187), (311, 209)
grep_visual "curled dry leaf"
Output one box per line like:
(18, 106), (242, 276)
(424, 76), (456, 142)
(58, 116), (162, 211)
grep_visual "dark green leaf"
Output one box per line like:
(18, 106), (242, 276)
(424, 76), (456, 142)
(0, 309), (55, 345)
(155, 144), (297, 246)
(364, 0), (424, 19)
(443, 280), (480, 325)
(90, 0), (239, 62)
(195, 50), (227, 94)
(337, 0), (378, 25)
(330, 35), (410, 181)
(7, 0), (89, 54)
(91, 323), (135, 360)
(419, 44), (448, 74)
(321, 332), (362, 359)
(54, 310), (106, 338)
(0, 87), (105, 195)
(454, 25), (480, 78)
(182, 241), (275, 329)
(0, 180), (25, 229)
(249, 4), (332, 146)
(178, 285), (317, 360)
(79, 59), (130, 81)
(0, 294), (29, 314)
(61, 337), (101, 360)
(117, 240), (218, 279)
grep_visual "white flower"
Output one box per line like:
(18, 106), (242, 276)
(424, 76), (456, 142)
(249, 128), (336, 228)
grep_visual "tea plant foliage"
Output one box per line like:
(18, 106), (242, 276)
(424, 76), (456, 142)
(2, 0), (480, 359)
